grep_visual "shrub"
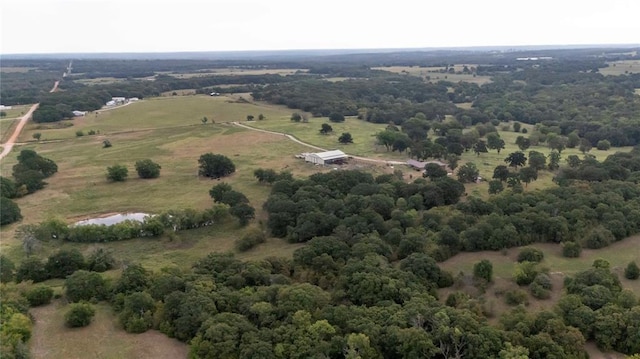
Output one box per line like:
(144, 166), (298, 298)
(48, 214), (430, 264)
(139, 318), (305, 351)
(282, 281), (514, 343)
(530, 273), (553, 299)
(102, 139), (112, 148)
(65, 302), (96, 327)
(584, 226), (614, 249)
(15, 257), (48, 283)
(86, 248), (116, 272)
(135, 159), (161, 179)
(25, 285), (54, 306)
(514, 261), (538, 286)
(0, 197), (22, 225)
(562, 241), (581, 258)
(45, 249), (85, 279)
(596, 139), (611, 150)
(87, 129), (96, 135)
(75, 130), (84, 137)
(235, 228), (266, 252)
(65, 270), (108, 302)
(473, 259), (493, 283)
(625, 261), (640, 280)
(329, 112), (345, 123)
(517, 248), (544, 263)
(505, 289), (528, 305)
(106, 164), (128, 182)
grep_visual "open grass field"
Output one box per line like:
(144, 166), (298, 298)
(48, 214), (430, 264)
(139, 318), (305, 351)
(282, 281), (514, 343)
(242, 116), (409, 160)
(1, 104), (34, 119)
(1, 118), (19, 143)
(599, 60), (640, 76)
(73, 76), (155, 85)
(162, 68), (306, 78)
(2, 94), (403, 272)
(29, 301), (188, 359)
(373, 65), (493, 85)
(0, 66), (36, 73)
(18, 95), (295, 141)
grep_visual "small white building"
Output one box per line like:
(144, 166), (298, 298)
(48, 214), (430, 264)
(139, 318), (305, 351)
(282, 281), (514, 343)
(0, 105), (12, 110)
(72, 110), (86, 117)
(112, 97), (127, 104)
(128, 97), (139, 102)
(106, 100), (116, 106)
(304, 150), (348, 165)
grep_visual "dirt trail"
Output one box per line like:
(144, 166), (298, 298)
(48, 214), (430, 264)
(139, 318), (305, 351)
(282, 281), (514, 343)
(0, 103), (39, 160)
(231, 121), (407, 165)
(50, 81), (60, 93)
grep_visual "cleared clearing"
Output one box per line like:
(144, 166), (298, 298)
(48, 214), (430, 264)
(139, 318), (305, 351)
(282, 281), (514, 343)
(164, 68), (306, 78)
(30, 301), (188, 359)
(373, 65), (492, 85)
(599, 60), (640, 76)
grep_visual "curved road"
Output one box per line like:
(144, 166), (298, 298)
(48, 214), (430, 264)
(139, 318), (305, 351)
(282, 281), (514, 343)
(232, 121), (407, 165)
(0, 104), (39, 160)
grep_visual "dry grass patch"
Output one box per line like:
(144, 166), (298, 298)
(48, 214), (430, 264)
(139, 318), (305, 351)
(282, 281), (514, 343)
(29, 301), (188, 359)
(373, 66), (492, 85)
(599, 60), (640, 76)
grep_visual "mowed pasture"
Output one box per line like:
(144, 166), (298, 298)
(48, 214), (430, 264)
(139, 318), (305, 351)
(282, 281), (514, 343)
(162, 68), (307, 78)
(2, 94), (376, 271)
(599, 60), (640, 76)
(242, 116), (409, 160)
(373, 65), (493, 85)
(1, 118), (19, 142)
(1, 104), (34, 119)
(29, 301), (188, 359)
(18, 95), (295, 141)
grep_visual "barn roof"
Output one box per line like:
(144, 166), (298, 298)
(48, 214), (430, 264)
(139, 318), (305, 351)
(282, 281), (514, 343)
(314, 150), (347, 160)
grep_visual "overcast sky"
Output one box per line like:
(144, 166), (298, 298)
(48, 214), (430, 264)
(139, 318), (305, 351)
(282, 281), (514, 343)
(1, 0), (639, 54)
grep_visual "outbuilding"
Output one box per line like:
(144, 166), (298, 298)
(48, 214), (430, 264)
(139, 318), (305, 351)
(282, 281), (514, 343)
(304, 150), (348, 165)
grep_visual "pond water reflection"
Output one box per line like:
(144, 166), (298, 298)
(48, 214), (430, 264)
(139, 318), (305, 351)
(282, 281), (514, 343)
(74, 213), (150, 226)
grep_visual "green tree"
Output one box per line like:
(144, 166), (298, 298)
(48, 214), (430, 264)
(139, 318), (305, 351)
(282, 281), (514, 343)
(135, 159), (161, 179)
(290, 112), (302, 122)
(253, 168), (278, 184)
(504, 151), (527, 169)
(423, 163), (447, 180)
(579, 138), (592, 153)
(487, 133), (505, 153)
(488, 180), (504, 194)
(106, 164), (128, 182)
(0, 197), (22, 225)
(201, 117), (208, 124)
(528, 151), (546, 171)
(198, 153), (236, 178)
(65, 302), (95, 327)
(246, 115), (254, 121)
(457, 162), (479, 183)
(512, 122), (522, 133)
(120, 292), (156, 333)
(492, 165), (510, 182)
(32, 132), (42, 141)
(0, 176), (18, 198)
(519, 167), (538, 187)
(329, 112), (345, 123)
(548, 150), (561, 170)
(0, 255), (15, 282)
(319, 123), (333, 134)
(86, 248), (116, 272)
(473, 140), (488, 156)
(65, 270), (108, 302)
(229, 203), (255, 226)
(45, 249), (85, 279)
(25, 285), (54, 306)
(473, 259), (493, 283)
(258, 114), (265, 121)
(102, 139), (112, 148)
(547, 135), (568, 153)
(596, 139), (611, 150)
(625, 261), (640, 280)
(562, 241), (582, 258)
(15, 257), (47, 283)
(515, 136), (530, 151)
(339, 132), (353, 144)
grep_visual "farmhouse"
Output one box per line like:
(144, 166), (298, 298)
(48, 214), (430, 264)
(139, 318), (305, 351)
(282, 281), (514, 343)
(304, 150), (348, 165)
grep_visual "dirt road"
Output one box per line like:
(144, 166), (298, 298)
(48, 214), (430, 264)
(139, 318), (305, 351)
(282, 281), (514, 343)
(0, 103), (39, 160)
(50, 81), (60, 93)
(231, 121), (407, 165)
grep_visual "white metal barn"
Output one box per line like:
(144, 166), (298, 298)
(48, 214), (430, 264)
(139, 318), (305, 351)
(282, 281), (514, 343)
(304, 150), (348, 165)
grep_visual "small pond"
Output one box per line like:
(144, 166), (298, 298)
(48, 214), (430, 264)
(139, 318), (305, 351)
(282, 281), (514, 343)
(74, 213), (151, 226)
